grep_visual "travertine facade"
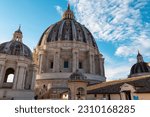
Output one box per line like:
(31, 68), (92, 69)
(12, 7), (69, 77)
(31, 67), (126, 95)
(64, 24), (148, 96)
(0, 5), (150, 100)
(34, 5), (106, 99)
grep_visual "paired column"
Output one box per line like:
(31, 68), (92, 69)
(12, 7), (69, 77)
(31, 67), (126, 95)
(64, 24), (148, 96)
(13, 63), (27, 90)
(31, 64), (37, 90)
(89, 52), (95, 74)
(12, 66), (19, 89)
(53, 49), (60, 72)
(99, 57), (105, 76)
(72, 49), (78, 72)
(38, 50), (45, 74)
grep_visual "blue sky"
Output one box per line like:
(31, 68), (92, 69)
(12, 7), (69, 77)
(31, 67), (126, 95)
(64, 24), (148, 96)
(0, 0), (150, 80)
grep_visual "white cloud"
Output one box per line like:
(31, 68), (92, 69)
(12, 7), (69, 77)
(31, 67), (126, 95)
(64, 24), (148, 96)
(115, 33), (150, 58)
(55, 5), (63, 16)
(69, 0), (150, 56)
(106, 65), (130, 80)
(70, 0), (148, 41)
(69, 0), (150, 80)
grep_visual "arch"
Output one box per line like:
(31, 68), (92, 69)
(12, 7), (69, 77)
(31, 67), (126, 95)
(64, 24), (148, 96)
(76, 87), (85, 100)
(4, 68), (15, 83)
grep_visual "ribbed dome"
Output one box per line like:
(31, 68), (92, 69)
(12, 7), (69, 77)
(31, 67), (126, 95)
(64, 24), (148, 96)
(0, 40), (32, 59)
(69, 70), (87, 81)
(129, 52), (150, 77)
(130, 62), (150, 74)
(38, 5), (97, 47)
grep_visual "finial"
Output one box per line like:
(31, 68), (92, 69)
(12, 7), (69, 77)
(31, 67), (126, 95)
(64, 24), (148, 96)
(17, 25), (22, 32)
(67, 1), (70, 10)
(19, 25), (21, 30)
(137, 50), (141, 56)
(62, 1), (75, 19)
(138, 50), (140, 54)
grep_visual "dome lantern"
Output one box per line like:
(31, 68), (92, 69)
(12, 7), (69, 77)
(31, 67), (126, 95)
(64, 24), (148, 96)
(137, 50), (143, 63)
(62, 3), (75, 20)
(12, 25), (23, 42)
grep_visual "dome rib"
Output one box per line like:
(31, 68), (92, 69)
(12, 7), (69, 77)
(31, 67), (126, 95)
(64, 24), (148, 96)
(71, 20), (77, 41)
(38, 19), (97, 48)
(58, 20), (65, 41)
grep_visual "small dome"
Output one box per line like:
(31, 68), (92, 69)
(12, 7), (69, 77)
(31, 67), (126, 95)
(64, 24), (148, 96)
(129, 52), (150, 77)
(69, 70), (87, 81)
(130, 62), (150, 74)
(38, 5), (97, 48)
(0, 40), (32, 59)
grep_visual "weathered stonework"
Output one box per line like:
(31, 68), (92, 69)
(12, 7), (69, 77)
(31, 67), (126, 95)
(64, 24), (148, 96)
(34, 5), (106, 100)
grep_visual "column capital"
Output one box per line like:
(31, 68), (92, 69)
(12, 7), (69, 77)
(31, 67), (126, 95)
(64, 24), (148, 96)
(39, 50), (45, 55)
(17, 63), (28, 67)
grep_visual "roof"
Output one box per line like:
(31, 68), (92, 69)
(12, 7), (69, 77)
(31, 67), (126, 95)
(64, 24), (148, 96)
(129, 62), (150, 77)
(87, 75), (150, 94)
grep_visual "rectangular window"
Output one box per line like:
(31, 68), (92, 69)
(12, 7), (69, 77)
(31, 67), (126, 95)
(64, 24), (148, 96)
(50, 61), (53, 69)
(79, 61), (83, 69)
(64, 61), (69, 68)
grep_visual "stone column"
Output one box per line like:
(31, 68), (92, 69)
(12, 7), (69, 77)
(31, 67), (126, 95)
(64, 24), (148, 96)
(99, 57), (105, 76)
(0, 64), (5, 88)
(16, 63), (27, 90)
(31, 70), (36, 90)
(102, 59), (105, 76)
(93, 55), (95, 74)
(120, 92), (126, 100)
(12, 66), (19, 89)
(72, 49), (78, 72)
(53, 49), (60, 72)
(39, 50), (45, 74)
(89, 52), (93, 74)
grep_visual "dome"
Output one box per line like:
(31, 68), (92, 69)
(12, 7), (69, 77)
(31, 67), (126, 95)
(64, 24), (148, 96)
(129, 51), (150, 77)
(130, 62), (150, 75)
(69, 70), (87, 81)
(38, 5), (97, 48)
(0, 40), (32, 59)
(0, 27), (32, 59)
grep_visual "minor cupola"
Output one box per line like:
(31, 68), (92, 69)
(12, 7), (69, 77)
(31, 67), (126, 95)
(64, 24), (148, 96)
(62, 3), (75, 19)
(129, 51), (150, 78)
(0, 27), (32, 59)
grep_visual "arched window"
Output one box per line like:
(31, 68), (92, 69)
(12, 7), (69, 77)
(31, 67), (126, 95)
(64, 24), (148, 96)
(4, 68), (15, 83)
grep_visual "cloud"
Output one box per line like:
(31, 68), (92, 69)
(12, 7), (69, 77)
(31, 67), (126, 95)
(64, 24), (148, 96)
(69, 0), (150, 56)
(115, 33), (150, 58)
(103, 53), (133, 80)
(70, 0), (147, 41)
(106, 65), (130, 80)
(69, 0), (150, 80)
(55, 5), (63, 16)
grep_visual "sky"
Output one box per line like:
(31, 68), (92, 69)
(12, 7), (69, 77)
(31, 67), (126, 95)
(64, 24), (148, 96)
(0, 0), (150, 80)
